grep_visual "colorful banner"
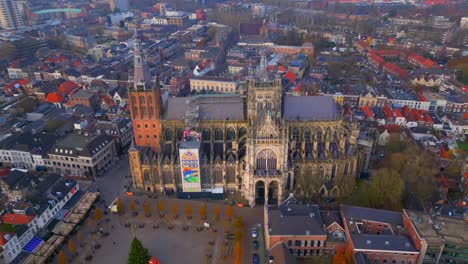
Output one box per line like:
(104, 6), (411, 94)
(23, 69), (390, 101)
(179, 149), (201, 192)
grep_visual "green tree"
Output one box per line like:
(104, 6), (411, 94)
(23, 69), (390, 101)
(212, 205), (220, 223)
(294, 166), (322, 202)
(224, 205), (233, 221)
(67, 239), (76, 255)
(171, 203), (178, 219)
(127, 237), (151, 264)
(116, 196), (125, 215)
(370, 168), (403, 210)
(199, 204), (207, 220)
(143, 200), (151, 217)
(129, 200), (136, 213)
(57, 250), (67, 264)
(93, 207), (103, 222)
(156, 200), (165, 216)
(185, 203), (192, 219)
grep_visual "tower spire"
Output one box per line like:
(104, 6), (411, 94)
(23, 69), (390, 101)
(133, 28), (151, 89)
(255, 49), (269, 81)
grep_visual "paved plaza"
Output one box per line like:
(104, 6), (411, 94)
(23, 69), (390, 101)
(61, 198), (262, 264)
(52, 156), (264, 264)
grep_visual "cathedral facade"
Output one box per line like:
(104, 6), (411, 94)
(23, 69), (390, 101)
(129, 47), (362, 206)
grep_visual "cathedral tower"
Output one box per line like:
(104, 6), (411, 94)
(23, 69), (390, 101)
(128, 34), (162, 152)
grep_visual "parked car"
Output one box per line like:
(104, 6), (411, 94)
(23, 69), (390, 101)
(253, 240), (259, 250)
(252, 227), (257, 238)
(253, 253), (259, 264)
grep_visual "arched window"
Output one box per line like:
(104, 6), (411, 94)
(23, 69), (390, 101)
(202, 129), (211, 140)
(133, 107), (138, 115)
(265, 101), (272, 111)
(201, 167), (210, 185)
(316, 127), (323, 143)
(292, 127), (300, 141)
(163, 168), (173, 184)
(131, 96), (136, 104)
(213, 167), (223, 184)
(143, 170), (150, 183)
(239, 127), (247, 138)
(215, 128), (223, 141)
(226, 127), (235, 141)
(139, 96), (145, 104)
(331, 164), (336, 179)
(141, 107), (146, 115)
(344, 162), (349, 176)
(304, 128), (312, 143)
(318, 166), (325, 178)
(164, 129), (173, 141)
(174, 166), (181, 185)
(149, 107), (154, 116)
(176, 128), (184, 141)
(257, 102), (263, 112)
(256, 149), (277, 170)
(152, 168), (159, 184)
(226, 167), (236, 184)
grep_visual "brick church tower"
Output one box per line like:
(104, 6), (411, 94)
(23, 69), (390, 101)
(128, 35), (162, 152)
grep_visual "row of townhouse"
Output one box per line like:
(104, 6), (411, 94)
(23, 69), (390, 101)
(0, 170), (79, 263)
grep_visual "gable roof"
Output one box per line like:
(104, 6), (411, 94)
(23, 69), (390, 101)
(341, 205), (403, 226)
(57, 80), (78, 95)
(2, 213), (35, 225)
(45, 92), (63, 103)
(283, 96), (339, 121)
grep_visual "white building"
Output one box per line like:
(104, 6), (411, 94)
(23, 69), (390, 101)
(7, 68), (28, 79)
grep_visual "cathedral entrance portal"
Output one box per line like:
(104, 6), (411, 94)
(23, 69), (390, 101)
(268, 181), (279, 205)
(255, 181), (265, 205)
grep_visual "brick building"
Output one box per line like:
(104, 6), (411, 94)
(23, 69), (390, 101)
(264, 197), (347, 259)
(341, 205), (420, 264)
(68, 89), (99, 110)
(128, 37), (162, 152)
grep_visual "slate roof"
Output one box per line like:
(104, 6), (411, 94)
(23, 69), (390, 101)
(269, 242), (298, 264)
(267, 204), (325, 236)
(351, 234), (418, 252)
(164, 95), (244, 121)
(341, 205), (403, 226)
(283, 96), (339, 121)
(70, 89), (94, 99)
(50, 133), (113, 158)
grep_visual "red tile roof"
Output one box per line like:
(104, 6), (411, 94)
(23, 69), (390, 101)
(2, 213), (35, 225)
(45, 92), (63, 103)
(284, 71), (296, 84)
(100, 95), (114, 106)
(394, 109), (403, 118)
(45, 56), (68, 63)
(361, 105), (373, 118)
(57, 80), (78, 96)
(383, 105), (394, 119)
(402, 105), (410, 116)
(383, 62), (408, 78)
